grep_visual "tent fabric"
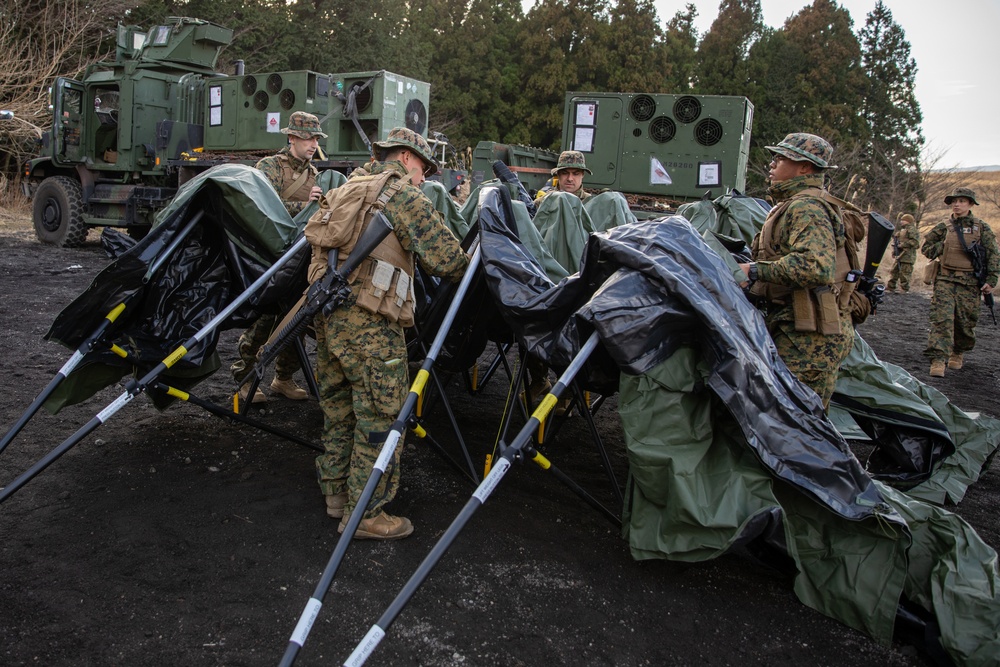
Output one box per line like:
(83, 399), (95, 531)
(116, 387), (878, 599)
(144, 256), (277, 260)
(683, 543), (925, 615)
(833, 336), (1000, 505)
(43, 164), (334, 411)
(421, 180), (471, 240)
(880, 483), (1000, 665)
(475, 185), (999, 662)
(460, 181), (569, 283)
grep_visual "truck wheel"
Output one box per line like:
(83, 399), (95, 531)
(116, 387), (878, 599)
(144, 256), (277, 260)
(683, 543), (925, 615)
(33, 176), (87, 247)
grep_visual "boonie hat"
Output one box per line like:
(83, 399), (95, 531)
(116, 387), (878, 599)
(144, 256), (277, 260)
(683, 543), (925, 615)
(899, 214), (915, 223)
(944, 187), (979, 206)
(765, 133), (835, 169)
(281, 111), (327, 139)
(551, 150), (592, 176)
(373, 127), (440, 175)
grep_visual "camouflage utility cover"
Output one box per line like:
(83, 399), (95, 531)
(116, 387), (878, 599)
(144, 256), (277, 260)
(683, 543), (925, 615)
(373, 127), (440, 173)
(944, 187), (979, 205)
(766, 133), (835, 170)
(281, 111), (327, 139)
(551, 150), (592, 175)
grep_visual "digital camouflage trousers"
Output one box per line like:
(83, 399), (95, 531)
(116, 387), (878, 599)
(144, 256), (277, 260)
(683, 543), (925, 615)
(768, 313), (855, 410)
(313, 300), (408, 519)
(924, 278), (981, 362)
(887, 260), (915, 291)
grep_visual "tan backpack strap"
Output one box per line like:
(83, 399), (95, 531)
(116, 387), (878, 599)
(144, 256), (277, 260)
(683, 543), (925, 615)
(280, 166), (313, 200)
(371, 167), (419, 211)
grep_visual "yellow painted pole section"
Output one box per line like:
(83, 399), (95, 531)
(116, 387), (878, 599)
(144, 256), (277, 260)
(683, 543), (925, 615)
(106, 303), (127, 322)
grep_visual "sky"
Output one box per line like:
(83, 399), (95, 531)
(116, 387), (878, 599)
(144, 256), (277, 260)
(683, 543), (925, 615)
(652, 0), (1000, 169)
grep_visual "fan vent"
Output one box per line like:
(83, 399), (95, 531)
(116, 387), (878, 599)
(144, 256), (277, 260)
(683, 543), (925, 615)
(349, 83), (373, 113)
(405, 99), (427, 134)
(253, 91), (269, 111)
(695, 118), (724, 146)
(279, 89), (295, 110)
(241, 76), (257, 96)
(629, 95), (656, 122)
(673, 96), (702, 123)
(650, 116), (676, 143)
(266, 73), (283, 94)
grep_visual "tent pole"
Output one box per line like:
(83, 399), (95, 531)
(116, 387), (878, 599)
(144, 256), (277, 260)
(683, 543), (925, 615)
(340, 332), (600, 667)
(0, 211), (205, 458)
(0, 235), (310, 505)
(276, 242), (482, 667)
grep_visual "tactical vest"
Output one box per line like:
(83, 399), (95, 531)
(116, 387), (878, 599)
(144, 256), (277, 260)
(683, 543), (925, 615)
(750, 188), (854, 335)
(940, 218), (982, 273)
(304, 168), (416, 327)
(275, 153), (317, 202)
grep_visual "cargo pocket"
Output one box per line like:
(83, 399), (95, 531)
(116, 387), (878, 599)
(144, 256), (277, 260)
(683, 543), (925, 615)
(363, 353), (407, 418)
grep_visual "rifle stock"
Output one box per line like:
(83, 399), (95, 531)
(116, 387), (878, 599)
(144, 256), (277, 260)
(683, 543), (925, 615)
(863, 211), (895, 280)
(248, 211), (394, 382)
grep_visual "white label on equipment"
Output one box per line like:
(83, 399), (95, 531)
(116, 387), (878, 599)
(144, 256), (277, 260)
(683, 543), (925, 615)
(473, 457), (511, 503)
(374, 432), (401, 472)
(650, 157), (672, 185)
(209, 86), (222, 106)
(97, 392), (135, 423)
(209, 106), (222, 127)
(573, 127), (595, 153)
(575, 101), (596, 126)
(289, 598), (322, 647)
(698, 161), (721, 186)
(266, 112), (281, 132)
(59, 350), (84, 376)
(345, 625), (386, 667)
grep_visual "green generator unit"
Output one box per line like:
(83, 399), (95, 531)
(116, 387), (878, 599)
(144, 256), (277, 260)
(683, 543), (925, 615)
(326, 71), (431, 159)
(561, 92), (753, 200)
(203, 71), (334, 151)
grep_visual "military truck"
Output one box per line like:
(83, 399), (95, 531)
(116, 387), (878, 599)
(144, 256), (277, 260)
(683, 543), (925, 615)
(22, 17), (433, 247)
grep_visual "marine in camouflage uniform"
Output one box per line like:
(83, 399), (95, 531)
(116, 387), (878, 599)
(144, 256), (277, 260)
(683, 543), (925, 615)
(534, 150), (593, 203)
(886, 214), (920, 292)
(921, 187), (999, 377)
(741, 133), (853, 409)
(313, 127), (467, 539)
(231, 112), (329, 402)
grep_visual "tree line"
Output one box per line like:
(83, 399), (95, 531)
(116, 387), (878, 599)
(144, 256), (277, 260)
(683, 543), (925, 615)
(1, 0), (931, 218)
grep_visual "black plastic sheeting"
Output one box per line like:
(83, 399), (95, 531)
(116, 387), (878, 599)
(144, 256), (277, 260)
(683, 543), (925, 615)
(475, 186), (900, 524)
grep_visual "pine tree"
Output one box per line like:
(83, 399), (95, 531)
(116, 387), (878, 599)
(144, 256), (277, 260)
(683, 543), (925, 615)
(694, 0), (764, 96)
(660, 4), (699, 92)
(857, 0), (924, 215)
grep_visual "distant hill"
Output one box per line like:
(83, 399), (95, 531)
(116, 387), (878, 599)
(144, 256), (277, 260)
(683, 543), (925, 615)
(933, 165), (1000, 173)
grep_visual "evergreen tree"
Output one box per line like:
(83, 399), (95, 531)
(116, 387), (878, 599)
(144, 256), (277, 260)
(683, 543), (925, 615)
(857, 0), (924, 215)
(743, 0), (866, 196)
(513, 0), (611, 149)
(694, 0), (764, 96)
(660, 4), (699, 92)
(414, 0), (527, 149)
(592, 0), (670, 93)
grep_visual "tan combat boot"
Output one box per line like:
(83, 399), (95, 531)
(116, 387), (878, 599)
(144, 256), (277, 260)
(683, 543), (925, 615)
(238, 385), (267, 405)
(929, 360), (946, 377)
(338, 511), (414, 540)
(948, 354), (963, 370)
(325, 492), (348, 519)
(270, 377), (308, 400)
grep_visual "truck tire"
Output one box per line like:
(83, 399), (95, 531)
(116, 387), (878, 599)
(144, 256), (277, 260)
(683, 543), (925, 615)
(33, 176), (87, 247)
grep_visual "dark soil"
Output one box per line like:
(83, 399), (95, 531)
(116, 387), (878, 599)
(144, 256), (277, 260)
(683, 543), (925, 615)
(0, 217), (996, 667)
